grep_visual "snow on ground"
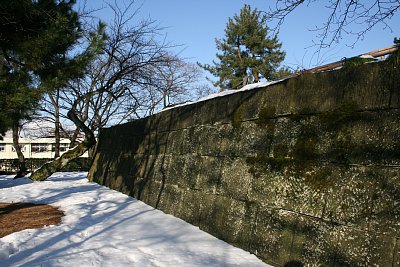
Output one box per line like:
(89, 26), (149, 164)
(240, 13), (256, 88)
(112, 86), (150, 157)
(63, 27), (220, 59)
(0, 172), (270, 267)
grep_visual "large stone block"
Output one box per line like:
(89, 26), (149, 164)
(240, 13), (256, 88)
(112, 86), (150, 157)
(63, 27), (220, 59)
(163, 154), (203, 189)
(88, 60), (400, 266)
(195, 125), (223, 156)
(331, 226), (397, 266)
(166, 128), (198, 155)
(219, 157), (253, 201)
(235, 121), (275, 157)
(195, 155), (223, 192)
(196, 195), (248, 244)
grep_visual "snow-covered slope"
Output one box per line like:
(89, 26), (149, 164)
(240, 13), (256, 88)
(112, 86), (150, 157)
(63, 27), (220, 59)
(0, 172), (270, 267)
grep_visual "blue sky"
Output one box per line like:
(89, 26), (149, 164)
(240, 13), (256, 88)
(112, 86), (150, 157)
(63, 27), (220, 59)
(89, 0), (400, 74)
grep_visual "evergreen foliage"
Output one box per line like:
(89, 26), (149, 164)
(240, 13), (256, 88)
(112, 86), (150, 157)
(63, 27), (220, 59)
(200, 4), (286, 90)
(0, 0), (105, 138)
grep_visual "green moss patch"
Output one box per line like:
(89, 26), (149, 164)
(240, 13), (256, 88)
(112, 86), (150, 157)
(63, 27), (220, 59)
(255, 106), (276, 125)
(291, 124), (319, 161)
(319, 101), (360, 130)
(304, 167), (333, 192)
(232, 104), (244, 128)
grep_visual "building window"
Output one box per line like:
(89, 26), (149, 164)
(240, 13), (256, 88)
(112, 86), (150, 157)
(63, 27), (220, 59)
(12, 145), (25, 152)
(0, 144), (5, 152)
(31, 143), (48, 153)
(52, 143), (70, 152)
(60, 143), (69, 152)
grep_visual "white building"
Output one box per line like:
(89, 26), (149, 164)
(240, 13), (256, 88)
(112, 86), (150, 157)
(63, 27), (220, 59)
(0, 137), (84, 159)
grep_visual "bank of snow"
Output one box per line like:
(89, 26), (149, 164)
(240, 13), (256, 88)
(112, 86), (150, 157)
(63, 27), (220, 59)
(0, 172), (270, 267)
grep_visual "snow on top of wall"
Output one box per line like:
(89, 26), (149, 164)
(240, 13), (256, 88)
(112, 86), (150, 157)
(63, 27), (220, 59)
(162, 79), (284, 112)
(359, 54), (375, 59)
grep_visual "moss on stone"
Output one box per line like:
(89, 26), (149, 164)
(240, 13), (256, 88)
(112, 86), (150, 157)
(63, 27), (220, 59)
(91, 60), (400, 267)
(292, 138), (318, 161)
(268, 157), (292, 172)
(207, 174), (220, 186)
(232, 105), (244, 129)
(319, 101), (360, 130)
(274, 143), (289, 159)
(255, 106), (276, 143)
(304, 167), (333, 192)
(289, 113), (304, 122)
(289, 108), (318, 122)
(255, 106), (276, 125)
(291, 124), (319, 161)
(246, 150), (292, 175)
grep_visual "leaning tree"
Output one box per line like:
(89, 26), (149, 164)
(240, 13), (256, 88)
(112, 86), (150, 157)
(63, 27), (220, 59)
(29, 2), (175, 181)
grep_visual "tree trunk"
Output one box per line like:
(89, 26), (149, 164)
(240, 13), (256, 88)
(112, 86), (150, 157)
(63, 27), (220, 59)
(54, 114), (60, 158)
(253, 71), (259, 83)
(163, 92), (167, 108)
(12, 123), (28, 178)
(69, 128), (79, 148)
(29, 142), (91, 181)
(54, 89), (60, 158)
(243, 75), (248, 87)
(30, 105), (96, 181)
(48, 90), (61, 158)
(236, 44), (250, 88)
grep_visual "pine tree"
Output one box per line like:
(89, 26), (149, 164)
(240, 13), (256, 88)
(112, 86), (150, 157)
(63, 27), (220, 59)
(0, 0), (74, 133)
(200, 4), (286, 90)
(0, 0), (105, 177)
(0, 0), (104, 135)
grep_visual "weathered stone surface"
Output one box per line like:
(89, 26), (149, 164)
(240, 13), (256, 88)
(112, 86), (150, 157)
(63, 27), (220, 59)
(89, 61), (400, 266)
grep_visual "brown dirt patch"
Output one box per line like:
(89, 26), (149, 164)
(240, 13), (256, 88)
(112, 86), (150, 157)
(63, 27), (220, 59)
(0, 202), (64, 238)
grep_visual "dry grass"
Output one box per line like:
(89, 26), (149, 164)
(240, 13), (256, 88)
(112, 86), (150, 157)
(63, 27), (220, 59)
(0, 202), (64, 238)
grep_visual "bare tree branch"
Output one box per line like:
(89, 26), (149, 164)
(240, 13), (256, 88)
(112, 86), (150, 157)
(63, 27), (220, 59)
(266, 0), (400, 48)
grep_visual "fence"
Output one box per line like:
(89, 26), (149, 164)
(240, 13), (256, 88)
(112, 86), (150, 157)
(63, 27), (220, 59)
(0, 157), (90, 175)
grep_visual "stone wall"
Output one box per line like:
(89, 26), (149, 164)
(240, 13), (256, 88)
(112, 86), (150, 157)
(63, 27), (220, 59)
(88, 60), (400, 266)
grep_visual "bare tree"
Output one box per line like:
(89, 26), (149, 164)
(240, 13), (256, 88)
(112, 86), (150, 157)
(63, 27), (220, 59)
(141, 54), (204, 112)
(39, 31), (208, 151)
(46, 90), (62, 157)
(29, 1), (172, 181)
(266, 0), (400, 47)
(37, 88), (76, 158)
